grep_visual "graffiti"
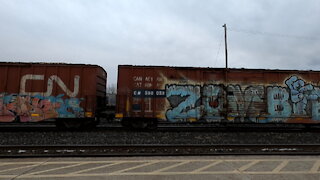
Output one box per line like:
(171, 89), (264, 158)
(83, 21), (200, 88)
(285, 76), (314, 115)
(285, 76), (320, 121)
(0, 93), (83, 122)
(227, 85), (243, 118)
(244, 86), (265, 121)
(311, 94), (320, 121)
(162, 75), (320, 123)
(202, 85), (224, 122)
(20, 74), (80, 97)
(227, 85), (265, 122)
(164, 84), (266, 122)
(165, 85), (201, 122)
(267, 86), (291, 120)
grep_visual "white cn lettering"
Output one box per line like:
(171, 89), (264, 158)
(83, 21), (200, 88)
(20, 74), (80, 97)
(133, 76), (142, 81)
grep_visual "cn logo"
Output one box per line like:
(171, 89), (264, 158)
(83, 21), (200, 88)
(20, 74), (80, 97)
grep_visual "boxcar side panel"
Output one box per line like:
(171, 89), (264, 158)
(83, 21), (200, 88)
(0, 63), (106, 123)
(116, 65), (320, 124)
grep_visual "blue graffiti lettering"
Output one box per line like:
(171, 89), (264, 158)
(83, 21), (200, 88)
(267, 87), (291, 121)
(165, 85), (201, 122)
(285, 76), (314, 115)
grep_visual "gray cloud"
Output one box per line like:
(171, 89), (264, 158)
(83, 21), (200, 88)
(0, 0), (319, 84)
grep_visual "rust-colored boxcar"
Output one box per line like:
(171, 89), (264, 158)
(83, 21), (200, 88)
(116, 65), (320, 127)
(0, 62), (106, 126)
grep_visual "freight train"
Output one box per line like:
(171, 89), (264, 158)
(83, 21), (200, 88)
(0, 62), (107, 128)
(2, 62), (320, 129)
(116, 65), (320, 128)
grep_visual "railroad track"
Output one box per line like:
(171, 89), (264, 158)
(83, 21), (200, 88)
(1, 122), (319, 132)
(1, 144), (320, 157)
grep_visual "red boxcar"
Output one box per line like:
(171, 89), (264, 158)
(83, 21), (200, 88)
(116, 65), (320, 128)
(0, 62), (107, 127)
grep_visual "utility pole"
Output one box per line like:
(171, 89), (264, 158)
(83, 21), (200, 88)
(222, 24), (228, 122)
(222, 24), (228, 69)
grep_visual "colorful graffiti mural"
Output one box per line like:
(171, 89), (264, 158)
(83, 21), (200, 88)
(165, 75), (320, 123)
(0, 93), (84, 122)
(0, 74), (83, 122)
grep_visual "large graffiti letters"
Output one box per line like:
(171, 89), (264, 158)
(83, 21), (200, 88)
(164, 75), (320, 123)
(227, 85), (243, 118)
(165, 85), (201, 122)
(202, 85), (224, 121)
(244, 86), (265, 120)
(285, 75), (320, 120)
(0, 93), (84, 122)
(285, 76), (313, 115)
(165, 84), (265, 122)
(267, 87), (291, 121)
(227, 85), (264, 122)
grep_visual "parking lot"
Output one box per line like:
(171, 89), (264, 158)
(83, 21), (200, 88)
(1, 156), (320, 179)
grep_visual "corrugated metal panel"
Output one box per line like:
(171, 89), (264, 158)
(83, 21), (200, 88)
(117, 65), (320, 124)
(0, 63), (106, 122)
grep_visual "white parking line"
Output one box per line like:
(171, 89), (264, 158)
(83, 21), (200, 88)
(310, 160), (320, 173)
(109, 161), (159, 175)
(24, 162), (88, 175)
(0, 164), (40, 173)
(272, 160), (289, 172)
(71, 162), (124, 174)
(191, 160), (223, 172)
(237, 160), (260, 172)
(152, 161), (190, 172)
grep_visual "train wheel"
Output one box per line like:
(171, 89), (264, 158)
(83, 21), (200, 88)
(130, 118), (157, 129)
(55, 119), (82, 129)
(83, 118), (99, 129)
(131, 120), (148, 129)
(121, 118), (131, 128)
(55, 120), (65, 129)
(147, 119), (158, 130)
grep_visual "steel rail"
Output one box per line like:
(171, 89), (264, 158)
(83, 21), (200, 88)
(1, 144), (320, 157)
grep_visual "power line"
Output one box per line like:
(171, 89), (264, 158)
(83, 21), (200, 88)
(229, 28), (320, 41)
(214, 32), (223, 67)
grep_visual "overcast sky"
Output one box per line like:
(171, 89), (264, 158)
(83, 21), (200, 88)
(0, 0), (320, 84)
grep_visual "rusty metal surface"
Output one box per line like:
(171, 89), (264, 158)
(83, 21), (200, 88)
(0, 62), (107, 122)
(116, 65), (320, 124)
